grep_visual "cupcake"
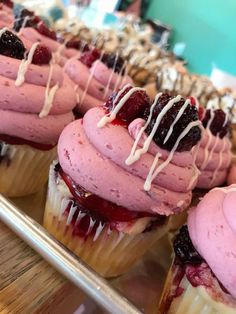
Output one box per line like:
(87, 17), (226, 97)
(0, 29), (76, 197)
(44, 85), (202, 277)
(0, 0), (13, 29)
(195, 106), (232, 189)
(64, 48), (133, 115)
(145, 65), (217, 104)
(159, 185), (236, 313)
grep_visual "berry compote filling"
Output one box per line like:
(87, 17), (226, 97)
(0, 134), (55, 151)
(162, 226), (230, 312)
(202, 108), (229, 138)
(0, 30), (26, 60)
(143, 93), (201, 152)
(55, 164), (166, 238)
(104, 85), (150, 126)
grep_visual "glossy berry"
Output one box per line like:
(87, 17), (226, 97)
(36, 21), (57, 40)
(174, 226), (203, 265)
(66, 39), (89, 52)
(202, 109), (229, 138)
(198, 105), (205, 121)
(0, 0), (13, 8)
(32, 45), (52, 65)
(104, 85), (151, 125)
(79, 48), (100, 67)
(0, 30), (26, 60)
(14, 9), (41, 32)
(101, 53), (125, 74)
(143, 93), (201, 152)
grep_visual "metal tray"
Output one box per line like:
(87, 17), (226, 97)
(0, 188), (172, 314)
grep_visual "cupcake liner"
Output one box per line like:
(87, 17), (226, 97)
(43, 162), (170, 277)
(0, 143), (56, 197)
(159, 266), (236, 314)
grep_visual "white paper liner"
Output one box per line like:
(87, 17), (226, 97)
(43, 162), (170, 277)
(0, 143), (56, 197)
(159, 268), (236, 314)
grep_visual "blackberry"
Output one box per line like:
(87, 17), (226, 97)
(143, 93), (201, 152)
(174, 226), (203, 265)
(14, 8), (40, 32)
(202, 109), (229, 138)
(101, 53), (125, 74)
(0, 30), (26, 59)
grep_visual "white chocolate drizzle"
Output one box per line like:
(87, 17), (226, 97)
(0, 27), (8, 37)
(39, 63), (59, 118)
(97, 85), (145, 128)
(15, 42), (39, 87)
(210, 138), (226, 185)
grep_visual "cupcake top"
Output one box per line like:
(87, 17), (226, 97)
(58, 86), (202, 216)
(65, 48), (133, 114)
(0, 0), (13, 28)
(188, 185), (236, 299)
(0, 28), (76, 146)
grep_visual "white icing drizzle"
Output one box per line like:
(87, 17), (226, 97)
(93, 222), (105, 242)
(0, 27), (8, 37)
(103, 52), (119, 99)
(144, 120), (201, 191)
(39, 63), (59, 118)
(126, 93), (162, 165)
(164, 99), (190, 144)
(97, 85), (145, 128)
(126, 95), (182, 166)
(80, 51), (104, 106)
(15, 42), (39, 87)
(187, 142), (201, 190)
(201, 110), (215, 169)
(74, 85), (80, 104)
(18, 16), (31, 35)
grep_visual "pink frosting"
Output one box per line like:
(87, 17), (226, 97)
(0, 5), (13, 28)
(227, 164), (236, 185)
(196, 128), (232, 189)
(58, 107), (199, 215)
(64, 58), (133, 114)
(188, 185), (236, 298)
(0, 52), (76, 144)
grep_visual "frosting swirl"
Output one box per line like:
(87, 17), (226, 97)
(188, 185), (236, 298)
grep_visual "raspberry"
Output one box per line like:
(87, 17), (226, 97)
(202, 109), (229, 138)
(174, 226), (203, 265)
(79, 48), (100, 67)
(36, 21), (57, 40)
(0, 30), (26, 60)
(104, 85), (150, 125)
(0, 0), (13, 8)
(14, 8), (41, 32)
(101, 53), (125, 74)
(31, 45), (52, 65)
(143, 93), (201, 152)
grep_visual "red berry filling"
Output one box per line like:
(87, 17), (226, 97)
(0, 30), (26, 60)
(31, 44), (52, 65)
(143, 93), (201, 152)
(79, 48), (100, 68)
(202, 109), (229, 138)
(0, 134), (55, 151)
(104, 85), (150, 126)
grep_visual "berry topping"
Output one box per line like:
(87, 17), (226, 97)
(14, 8), (41, 32)
(79, 48), (100, 67)
(174, 226), (203, 265)
(0, 30), (26, 60)
(66, 39), (89, 52)
(202, 109), (229, 138)
(198, 105), (205, 121)
(104, 85), (150, 125)
(31, 45), (52, 65)
(36, 21), (57, 40)
(101, 53), (125, 74)
(143, 93), (201, 152)
(0, 0), (13, 8)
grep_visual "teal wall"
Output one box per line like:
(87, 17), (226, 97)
(146, 0), (236, 76)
